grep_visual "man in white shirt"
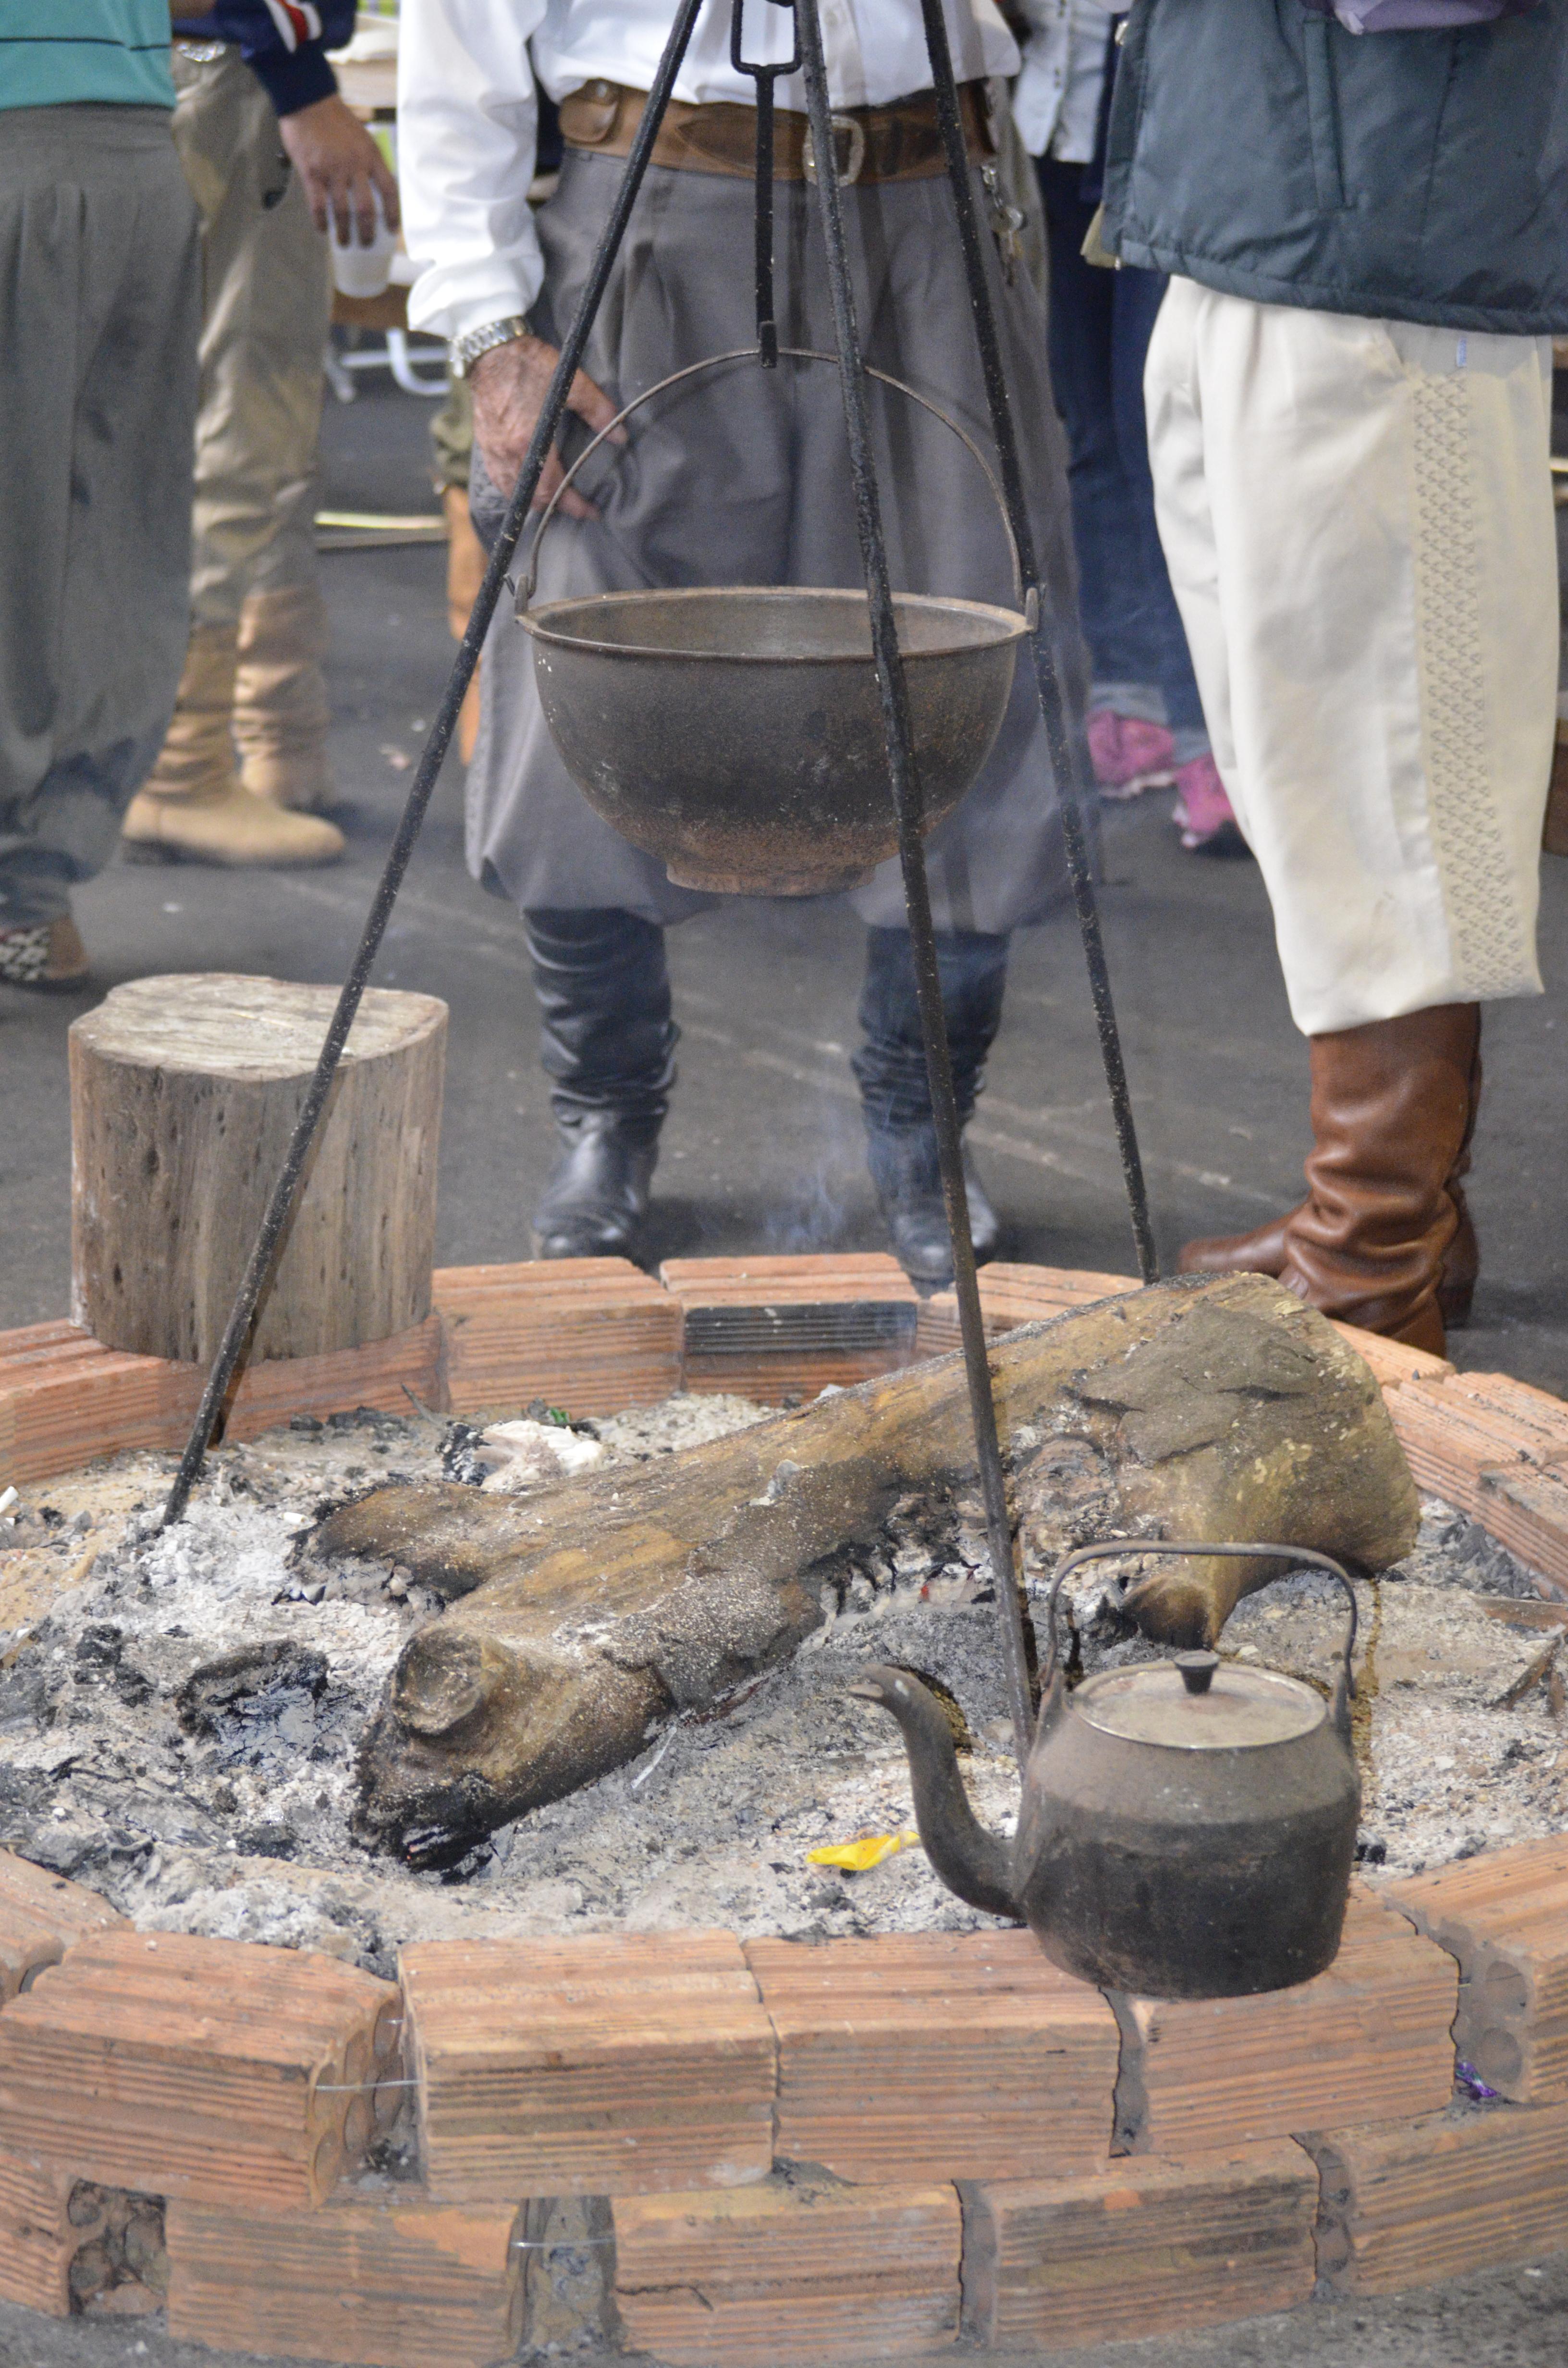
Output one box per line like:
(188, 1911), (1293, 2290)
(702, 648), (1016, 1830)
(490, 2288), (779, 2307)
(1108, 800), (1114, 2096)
(397, 0), (1087, 1285)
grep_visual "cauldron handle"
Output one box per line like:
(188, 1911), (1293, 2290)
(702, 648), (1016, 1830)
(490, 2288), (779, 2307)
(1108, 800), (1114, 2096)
(514, 344), (1031, 618)
(1041, 1540), (1360, 1733)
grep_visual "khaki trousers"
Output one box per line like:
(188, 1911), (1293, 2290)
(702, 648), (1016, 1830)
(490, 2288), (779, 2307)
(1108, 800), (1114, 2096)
(171, 46), (330, 627)
(1146, 277), (1555, 1036)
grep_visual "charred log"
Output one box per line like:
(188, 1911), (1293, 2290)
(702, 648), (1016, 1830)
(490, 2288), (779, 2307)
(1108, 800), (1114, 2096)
(306, 1276), (1418, 1864)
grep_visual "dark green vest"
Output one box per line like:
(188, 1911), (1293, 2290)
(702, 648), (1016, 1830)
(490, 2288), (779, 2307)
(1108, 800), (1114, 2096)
(1101, 0), (1568, 333)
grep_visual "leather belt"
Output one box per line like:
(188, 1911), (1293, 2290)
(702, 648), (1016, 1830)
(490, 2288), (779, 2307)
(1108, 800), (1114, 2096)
(557, 77), (998, 184)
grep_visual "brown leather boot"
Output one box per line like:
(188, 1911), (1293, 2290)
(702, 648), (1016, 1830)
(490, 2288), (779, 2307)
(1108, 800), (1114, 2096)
(1179, 1015), (1482, 1330)
(1269, 1005), (1480, 1355)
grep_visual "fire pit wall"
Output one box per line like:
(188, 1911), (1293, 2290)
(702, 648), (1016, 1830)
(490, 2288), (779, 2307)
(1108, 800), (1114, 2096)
(2, 1256), (1568, 2364)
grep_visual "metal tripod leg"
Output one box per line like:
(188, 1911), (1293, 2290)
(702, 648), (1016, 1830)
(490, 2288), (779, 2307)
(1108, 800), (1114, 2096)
(917, 0), (1158, 1291)
(795, 0), (1035, 1762)
(159, 0), (710, 1529)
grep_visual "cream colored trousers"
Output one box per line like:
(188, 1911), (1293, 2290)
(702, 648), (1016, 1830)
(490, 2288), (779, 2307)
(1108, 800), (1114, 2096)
(1145, 277), (1556, 1036)
(172, 46), (331, 628)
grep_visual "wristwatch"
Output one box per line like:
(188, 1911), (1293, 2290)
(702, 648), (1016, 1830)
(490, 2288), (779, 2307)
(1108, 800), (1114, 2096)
(449, 315), (531, 380)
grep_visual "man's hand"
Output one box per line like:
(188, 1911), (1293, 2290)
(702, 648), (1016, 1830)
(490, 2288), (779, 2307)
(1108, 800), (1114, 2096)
(470, 333), (623, 519)
(279, 95), (401, 245)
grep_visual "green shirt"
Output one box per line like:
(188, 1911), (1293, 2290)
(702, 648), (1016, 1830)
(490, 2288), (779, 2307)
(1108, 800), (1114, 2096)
(0, 1), (176, 111)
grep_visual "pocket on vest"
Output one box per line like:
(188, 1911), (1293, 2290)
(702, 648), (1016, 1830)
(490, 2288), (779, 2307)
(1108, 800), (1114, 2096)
(1302, 17), (1348, 212)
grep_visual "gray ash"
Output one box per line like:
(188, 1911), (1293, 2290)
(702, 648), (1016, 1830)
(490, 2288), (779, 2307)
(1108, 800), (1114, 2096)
(0, 1400), (1562, 1970)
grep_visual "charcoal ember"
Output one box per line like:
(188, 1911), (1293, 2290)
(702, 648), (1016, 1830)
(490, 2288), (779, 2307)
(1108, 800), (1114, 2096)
(71, 1625), (153, 1708)
(175, 1640), (329, 1751)
(439, 1420), (490, 1487)
(328, 1406), (407, 1436)
(235, 1820), (298, 1860)
(0, 1654), (62, 1735)
(0, 1761), (54, 1838)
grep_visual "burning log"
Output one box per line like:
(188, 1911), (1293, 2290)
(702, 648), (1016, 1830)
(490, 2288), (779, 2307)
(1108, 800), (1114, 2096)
(309, 1275), (1418, 1865)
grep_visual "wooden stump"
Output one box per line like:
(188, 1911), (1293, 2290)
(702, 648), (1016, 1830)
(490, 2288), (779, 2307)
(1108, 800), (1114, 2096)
(70, 974), (446, 1363)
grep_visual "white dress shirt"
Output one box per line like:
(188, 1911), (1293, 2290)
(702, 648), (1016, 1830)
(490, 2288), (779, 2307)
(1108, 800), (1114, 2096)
(399, 0), (1051, 342)
(1010, 0), (1117, 165)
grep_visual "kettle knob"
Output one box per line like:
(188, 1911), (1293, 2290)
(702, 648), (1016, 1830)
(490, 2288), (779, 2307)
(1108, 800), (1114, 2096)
(1175, 1650), (1220, 1696)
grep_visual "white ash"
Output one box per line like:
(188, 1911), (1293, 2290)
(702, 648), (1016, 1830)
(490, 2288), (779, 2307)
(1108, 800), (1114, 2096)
(0, 1402), (1562, 1972)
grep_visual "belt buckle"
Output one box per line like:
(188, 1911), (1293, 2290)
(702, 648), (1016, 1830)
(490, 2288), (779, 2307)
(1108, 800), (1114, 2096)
(802, 113), (867, 188)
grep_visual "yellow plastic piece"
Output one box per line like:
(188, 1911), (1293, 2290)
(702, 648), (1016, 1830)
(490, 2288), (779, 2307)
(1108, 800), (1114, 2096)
(807, 1828), (921, 1873)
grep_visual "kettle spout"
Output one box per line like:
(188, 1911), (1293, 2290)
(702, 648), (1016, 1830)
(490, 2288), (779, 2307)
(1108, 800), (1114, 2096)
(847, 1665), (1020, 1921)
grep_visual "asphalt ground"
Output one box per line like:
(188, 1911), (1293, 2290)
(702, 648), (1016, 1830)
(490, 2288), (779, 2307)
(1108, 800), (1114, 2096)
(4, 373), (1566, 1393)
(1, 367), (1566, 2368)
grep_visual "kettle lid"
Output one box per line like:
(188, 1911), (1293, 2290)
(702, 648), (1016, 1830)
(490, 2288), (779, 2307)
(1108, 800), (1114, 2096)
(1072, 1650), (1327, 1750)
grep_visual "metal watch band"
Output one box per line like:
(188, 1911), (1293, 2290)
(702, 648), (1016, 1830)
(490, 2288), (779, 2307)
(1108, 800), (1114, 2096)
(449, 315), (531, 380)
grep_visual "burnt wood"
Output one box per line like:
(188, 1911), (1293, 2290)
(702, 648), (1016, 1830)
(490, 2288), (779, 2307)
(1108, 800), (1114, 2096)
(309, 1275), (1419, 1864)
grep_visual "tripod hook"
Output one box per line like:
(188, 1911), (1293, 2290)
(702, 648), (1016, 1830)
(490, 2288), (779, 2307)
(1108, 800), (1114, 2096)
(730, 0), (803, 366)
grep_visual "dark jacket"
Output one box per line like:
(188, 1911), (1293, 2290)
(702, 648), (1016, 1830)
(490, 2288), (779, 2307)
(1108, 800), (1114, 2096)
(1101, 0), (1568, 333)
(172, 2), (353, 117)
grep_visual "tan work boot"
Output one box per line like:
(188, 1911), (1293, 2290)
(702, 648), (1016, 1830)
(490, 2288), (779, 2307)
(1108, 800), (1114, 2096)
(233, 582), (335, 812)
(442, 484), (485, 765)
(123, 621), (344, 868)
(1178, 1013), (1482, 1330)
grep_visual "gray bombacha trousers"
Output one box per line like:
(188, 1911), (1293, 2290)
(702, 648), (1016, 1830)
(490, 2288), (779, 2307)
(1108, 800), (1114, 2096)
(0, 104), (200, 926)
(469, 145), (1089, 937)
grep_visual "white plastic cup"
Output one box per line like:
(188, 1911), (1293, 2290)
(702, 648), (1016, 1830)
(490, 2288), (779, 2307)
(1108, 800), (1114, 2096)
(330, 182), (398, 299)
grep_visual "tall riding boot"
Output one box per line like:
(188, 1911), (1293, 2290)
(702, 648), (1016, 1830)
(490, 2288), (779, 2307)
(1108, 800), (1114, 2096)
(122, 622), (344, 867)
(233, 582), (335, 812)
(1179, 1010), (1482, 1330)
(526, 908), (678, 1259)
(853, 925), (1007, 1288)
(1270, 1005), (1480, 1355)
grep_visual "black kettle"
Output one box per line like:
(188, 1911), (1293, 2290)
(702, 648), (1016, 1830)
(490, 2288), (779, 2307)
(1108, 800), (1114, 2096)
(852, 1541), (1362, 1999)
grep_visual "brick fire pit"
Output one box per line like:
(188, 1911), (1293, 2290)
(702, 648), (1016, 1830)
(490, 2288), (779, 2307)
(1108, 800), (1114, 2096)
(1, 1258), (1567, 2364)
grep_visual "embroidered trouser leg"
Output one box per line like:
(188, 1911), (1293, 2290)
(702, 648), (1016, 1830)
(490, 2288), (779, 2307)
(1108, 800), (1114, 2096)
(1145, 278), (1554, 1035)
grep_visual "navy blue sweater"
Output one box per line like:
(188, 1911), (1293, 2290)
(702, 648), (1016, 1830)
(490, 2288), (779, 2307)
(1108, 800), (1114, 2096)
(172, 1), (354, 116)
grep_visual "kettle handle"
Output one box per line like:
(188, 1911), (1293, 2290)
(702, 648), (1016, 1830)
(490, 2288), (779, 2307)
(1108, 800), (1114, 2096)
(515, 344), (1029, 617)
(1041, 1541), (1359, 1728)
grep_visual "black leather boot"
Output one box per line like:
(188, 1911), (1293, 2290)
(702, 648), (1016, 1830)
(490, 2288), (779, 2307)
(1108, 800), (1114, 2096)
(853, 926), (1008, 1288)
(533, 1113), (662, 1258)
(865, 1131), (1000, 1286)
(525, 908), (678, 1259)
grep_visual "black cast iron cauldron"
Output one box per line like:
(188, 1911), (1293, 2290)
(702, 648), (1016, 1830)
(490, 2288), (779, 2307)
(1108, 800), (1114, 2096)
(852, 1541), (1362, 1999)
(515, 347), (1031, 896)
